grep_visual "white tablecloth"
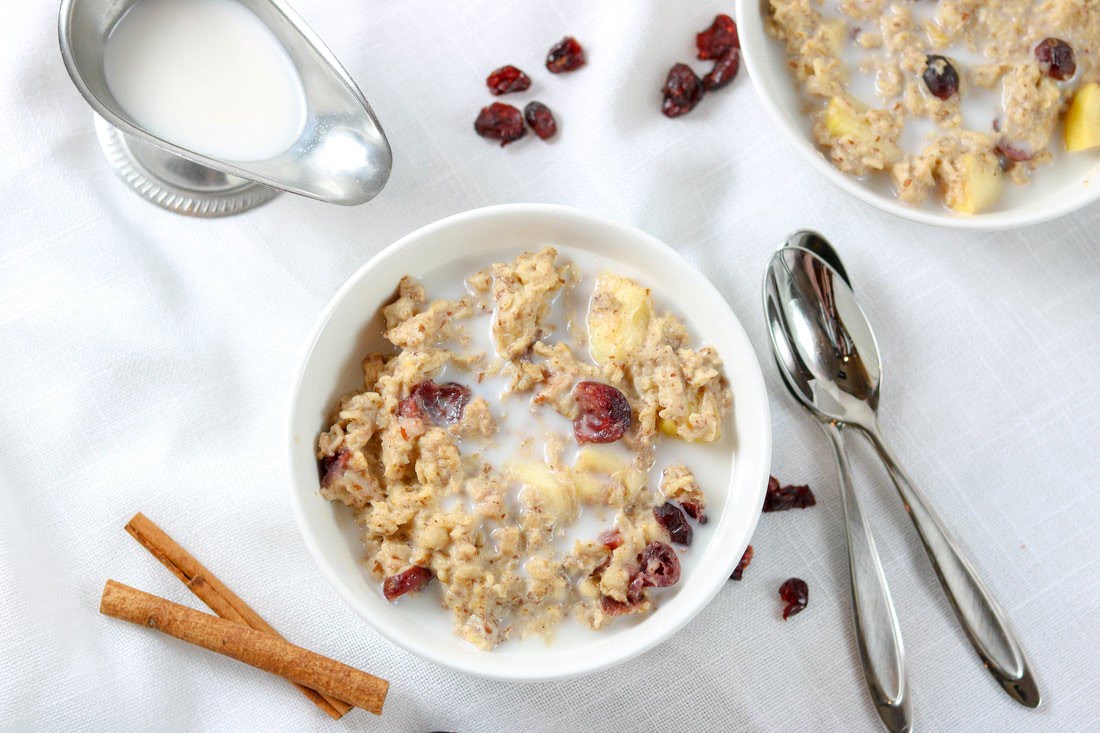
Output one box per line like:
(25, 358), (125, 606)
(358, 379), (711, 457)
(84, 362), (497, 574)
(2, 1), (1097, 730)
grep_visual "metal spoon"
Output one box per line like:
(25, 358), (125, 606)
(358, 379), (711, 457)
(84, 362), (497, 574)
(765, 249), (911, 733)
(767, 239), (1041, 708)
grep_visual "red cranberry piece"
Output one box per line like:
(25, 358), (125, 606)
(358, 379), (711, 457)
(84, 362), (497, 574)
(779, 577), (809, 619)
(763, 475), (816, 512)
(680, 501), (707, 524)
(383, 566), (433, 601)
(572, 381), (631, 444)
(474, 103), (527, 146)
(599, 593), (641, 616)
(546, 36), (586, 73)
(923, 55), (959, 100)
(406, 380), (472, 424)
(598, 528), (623, 550)
(995, 142), (1033, 162)
(639, 541), (681, 587)
(1035, 38), (1076, 80)
(730, 544), (753, 581)
(320, 450), (349, 488)
(662, 63), (705, 118)
(486, 65), (532, 95)
(524, 101), (558, 140)
(696, 14), (739, 60)
(703, 48), (740, 91)
(653, 502), (693, 546)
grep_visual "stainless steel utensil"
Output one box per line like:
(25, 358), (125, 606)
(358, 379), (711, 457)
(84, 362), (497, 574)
(59, 0), (392, 216)
(767, 234), (1040, 708)
(765, 247), (910, 733)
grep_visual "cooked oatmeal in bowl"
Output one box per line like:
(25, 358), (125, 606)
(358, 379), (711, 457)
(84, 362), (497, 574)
(737, 0), (1100, 226)
(288, 204), (771, 679)
(316, 247), (732, 650)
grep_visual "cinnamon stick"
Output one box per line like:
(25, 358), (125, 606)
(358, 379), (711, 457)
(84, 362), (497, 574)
(124, 512), (354, 718)
(100, 580), (388, 715)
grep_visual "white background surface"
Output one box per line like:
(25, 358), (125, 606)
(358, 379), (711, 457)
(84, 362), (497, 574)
(2, 1), (1097, 731)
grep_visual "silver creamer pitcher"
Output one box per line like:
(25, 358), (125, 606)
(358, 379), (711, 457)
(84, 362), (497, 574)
(59, 0), (392, 216)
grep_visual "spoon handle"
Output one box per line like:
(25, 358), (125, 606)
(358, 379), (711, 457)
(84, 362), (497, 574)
(862, 426), (1041, 707)
(821, 422), (911, 733)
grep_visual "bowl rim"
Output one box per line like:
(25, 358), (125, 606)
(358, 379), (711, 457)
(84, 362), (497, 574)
(286, 202), (773, 680)
(734, 0), (1100, 231)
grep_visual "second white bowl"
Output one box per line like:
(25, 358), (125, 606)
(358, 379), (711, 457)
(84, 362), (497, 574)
(736, 0), (1100, 230)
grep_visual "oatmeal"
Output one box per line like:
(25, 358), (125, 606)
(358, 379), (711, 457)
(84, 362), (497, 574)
(767, 0), (1100, 213)
(316, 248), (733, 650)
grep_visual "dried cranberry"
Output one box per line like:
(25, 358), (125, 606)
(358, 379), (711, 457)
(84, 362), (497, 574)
(639, 541), (681, 587)
(680, 501), (707, 524)
(730, 545), (753, 581)
(486, 65), (532, 95)
(1035, 38), (1076, 80)
(703, 48), (739, 91)
(572, 381), (631, 444)
(779, 577), (808, 619)
(474, 103), (527, 146)
(662, 63), (705, 118)
(320, 450), (349, 488)
(524, 101), (558, 140)
(598, 528), (623, 550)
(653, 502), (693, 546)
(696, 14), (739, 60)
(762, 475), (816, 512)
(406, 380), (472, 424)
(923, 55), (959, 100)
(995, 142), (1033, 162)
(546, 36), (586, 73)
(383, 566), (433, 601)
(599, 593), (641, 616)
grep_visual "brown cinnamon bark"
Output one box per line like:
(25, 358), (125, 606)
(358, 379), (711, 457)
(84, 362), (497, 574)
(124, 512), (354, 718)
(100, 580), (387, 715)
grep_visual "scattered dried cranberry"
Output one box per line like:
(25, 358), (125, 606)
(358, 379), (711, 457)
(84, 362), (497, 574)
(696, 14), (739, 60)
(730, 544), (753, 581)
(763, 475), (816, 512)
(546, 36), (586, 73)
(653, 502), (693, 546)
(474, 103), (527, 146)
(779, 577), (808, 619)
(1035, 38), (1076, 81)
(598, 528), (623, 550)
(320, 450), (349, 488)
(406, 380), (472, 424)
(680, 501), (707, 524)
(524, 101), (558, 140)
(486, 65), (532, 95)
(639, 541), (681, 587)
(703, 48), (740, 91)
(923, 55), (959, 100)
(572, 381), (631, 444)
(661, 63), (705, 118)
(383, 566), (433, 601)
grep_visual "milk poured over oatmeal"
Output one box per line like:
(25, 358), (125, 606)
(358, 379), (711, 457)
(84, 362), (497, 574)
(316, 247), (735, 650)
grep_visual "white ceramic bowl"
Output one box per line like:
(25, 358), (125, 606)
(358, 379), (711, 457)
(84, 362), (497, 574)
(736, 0), (1100, 230)
(287, 203), (771, 680)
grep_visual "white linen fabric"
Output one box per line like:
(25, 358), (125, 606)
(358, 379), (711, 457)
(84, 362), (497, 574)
(2, 1), (1097, 731)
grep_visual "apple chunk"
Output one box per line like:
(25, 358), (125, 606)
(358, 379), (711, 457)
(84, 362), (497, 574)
(1065, 82), (1100, 152)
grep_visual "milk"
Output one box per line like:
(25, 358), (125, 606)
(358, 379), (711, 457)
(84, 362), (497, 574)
(376, 247), (737, 649)
(103, 0), (307, 161)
